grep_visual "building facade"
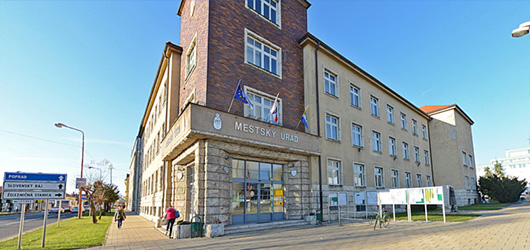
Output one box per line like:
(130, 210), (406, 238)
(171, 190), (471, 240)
(477, 146), (530, 186)
(420, 105), (479, 205)
(128, 0), (479, 226)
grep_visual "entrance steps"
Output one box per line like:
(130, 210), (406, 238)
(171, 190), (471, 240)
(224, 219), (309, 236)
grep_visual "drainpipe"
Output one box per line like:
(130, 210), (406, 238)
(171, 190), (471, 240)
(315, 40), (323, 223)
(427, 121), (435, 186)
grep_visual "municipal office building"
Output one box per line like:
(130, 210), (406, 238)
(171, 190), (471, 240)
(126, 0), (478, 228)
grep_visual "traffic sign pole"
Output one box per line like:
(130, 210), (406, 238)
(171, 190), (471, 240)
(17, 204), (26, 249)
(42, 199), (48, 248)
(57, 200), (62, 227)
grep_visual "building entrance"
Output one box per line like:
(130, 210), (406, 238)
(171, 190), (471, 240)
(232, 159), (284, 224)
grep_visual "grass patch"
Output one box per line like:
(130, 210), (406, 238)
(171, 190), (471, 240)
(394, 212), (479, 222)
(0, 213), (112, 249)
(458, 203), (513, 210)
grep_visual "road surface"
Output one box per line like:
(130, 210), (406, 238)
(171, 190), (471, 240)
(0, 211), (76, 242)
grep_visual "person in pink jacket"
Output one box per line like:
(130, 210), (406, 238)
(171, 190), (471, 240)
(165, 207), (179, 238)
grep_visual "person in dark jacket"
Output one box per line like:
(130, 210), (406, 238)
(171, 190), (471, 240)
(114, 205), (126, 229)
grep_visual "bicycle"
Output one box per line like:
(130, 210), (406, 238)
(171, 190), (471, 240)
(373, 208), (390, 230)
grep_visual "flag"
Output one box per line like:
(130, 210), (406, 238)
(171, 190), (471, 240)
(269, 93), (279, 122)
(300, 105), (309, 128)
(234, 81), (254, 110)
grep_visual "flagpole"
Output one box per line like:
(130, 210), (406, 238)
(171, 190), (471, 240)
(227, 79), (242, 113)
(267, 93), (280, 123)
(295, 105), (309, 130)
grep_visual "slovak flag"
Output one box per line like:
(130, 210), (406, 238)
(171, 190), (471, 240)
(270, 94), (279, 122)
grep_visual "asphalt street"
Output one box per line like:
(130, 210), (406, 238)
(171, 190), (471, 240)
(0, 211), (76, 242)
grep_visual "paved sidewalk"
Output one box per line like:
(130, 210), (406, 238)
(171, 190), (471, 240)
(87, 202), (530, 250)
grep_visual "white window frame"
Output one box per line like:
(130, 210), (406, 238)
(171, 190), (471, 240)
(422, 125), (428, 139)
(245, 0), (281, 26)
(426, 175), (432, 187)
(370, 95), (380, 117)
(471, 177), (476, 190)
(372, 130), (382, 152)
(424, 150), (430, 165)
(402, 142), (410, 160)
(327, 158), (342, 186)
(412, 119), (418, 135)
(244, 29), (282, 77)
(400, 112), (407, 130)
(414, 146), (420, 163)
(389, 137), (397, 156)
(416, 173), (423, 187)
(186, 34), (197, 78)
(464, 176), (470, 190)
(462, 151), (468, 166)
(353, 163), (366, 187)
(351, 122), (363, 147)
(325, 112), (340, 141)
(386, 104), (394, 124)
(405, 172), (412, 188)
(468, 154), (474, 168)
(190, 0), (196, 16)
(244, 87), (282, 124)
(391, 169), (399, 188)
(324, 69), (338, 97)
(374, 166), (384, 188)
(349, 83), (361, 108)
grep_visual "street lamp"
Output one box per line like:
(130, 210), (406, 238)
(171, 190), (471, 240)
(87, 166), (102, 181)
(55, 122), (84, 219)
(512, 21), (530, 38)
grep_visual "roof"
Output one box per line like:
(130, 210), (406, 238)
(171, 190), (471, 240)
(419, 104), (474, 125)
(299, 33), (431, 120)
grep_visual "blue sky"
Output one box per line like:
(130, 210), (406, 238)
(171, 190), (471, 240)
(1, 0), (529, 194)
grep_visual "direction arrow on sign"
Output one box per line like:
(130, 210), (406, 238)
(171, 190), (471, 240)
(3, 191), (65, 199)
(4, 182), (65, 191)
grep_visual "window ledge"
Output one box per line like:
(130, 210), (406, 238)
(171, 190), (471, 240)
(371, 114), (380, 119)
(355, 185), (367, 188)
(388, 121), (395, 126)
(324, 92), (339, 99)
(326, 138), (342, 143)
(244, 61), (282, 79)
(350, 104), (362, 111)
(401, 128), (408, 132)
(372, 150), (383, 155)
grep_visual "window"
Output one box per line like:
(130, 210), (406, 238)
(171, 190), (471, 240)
(405, 172), (412, 188)
(402, 142), (410, 160)
(370, 96), (379, 116)
(247, 91), (281, 124)
(246, 31), (280, 75)
(414, 146), (420, 163)
(468, 155), (474, 168)
(389, 137), (397, 156)
(186, 37), (197, 76)
(412, 119), (418, 135)
(372, 131), (381, 152)
(471, 177), (476, 190)
(416, 174), (423, 187)
(462, 151), (467, 166)
(422, 125), (427, 139)
(190, 0), (196, 16)
(354, 163), (365, 187)
(386, 105), (394, 124)
(426, 175), (432, 187)
(327, 159), (341, 185)
(351, 123), (363, 147)
(247, 0), (279, 25)
(424, 150), (430, 165)
(391, 169), (399, 188)
(400, 113), (407, 130)
(350, 84), (360, 107)
(324, 71), (338, 97)
(374, 167), (384, 188)
(326, 114), (340, 140)
(464, 176), (470, 190)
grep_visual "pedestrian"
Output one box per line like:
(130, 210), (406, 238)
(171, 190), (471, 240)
(114, 205), (126, 229)
(165, 206), (180, 238)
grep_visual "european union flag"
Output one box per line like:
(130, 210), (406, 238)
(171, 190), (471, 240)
(234, 81), (254, 110)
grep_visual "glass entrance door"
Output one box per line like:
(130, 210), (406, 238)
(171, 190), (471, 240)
(231, 159), (284, 224)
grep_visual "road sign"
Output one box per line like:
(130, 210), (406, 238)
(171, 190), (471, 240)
(13, 200), (34, 204)
(76, 178), (86, 189)
(2, 172), (67, 200)
(4, 172), (66, 182)
(4, 182), (65, 191)
(3, 191), (65, 199)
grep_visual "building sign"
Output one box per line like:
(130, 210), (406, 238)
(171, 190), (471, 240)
(2, 172), (67, 200)
(234, 121), (299, 143)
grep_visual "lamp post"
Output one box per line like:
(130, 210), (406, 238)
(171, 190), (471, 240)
(55, 123), (84, 219)
(512, 21), (530, 38)
(88, 166), (102, 181)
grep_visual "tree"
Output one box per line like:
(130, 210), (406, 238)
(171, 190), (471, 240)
(81, 181), (101, 224)
(479, 161), (527, 203)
